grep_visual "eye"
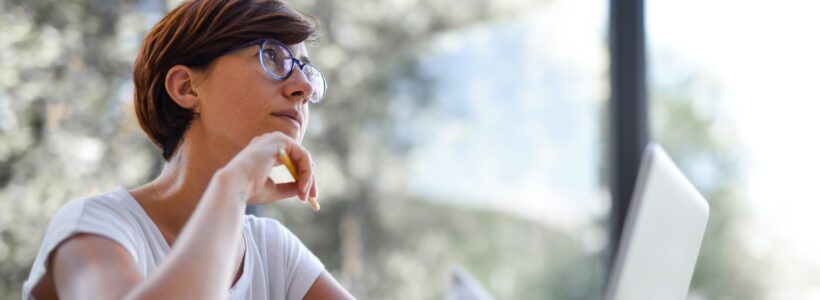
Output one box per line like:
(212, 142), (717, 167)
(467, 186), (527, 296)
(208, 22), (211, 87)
(262, 49), (277, 61)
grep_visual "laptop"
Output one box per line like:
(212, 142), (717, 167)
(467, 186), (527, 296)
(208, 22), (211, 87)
(604, 143), (710, 300)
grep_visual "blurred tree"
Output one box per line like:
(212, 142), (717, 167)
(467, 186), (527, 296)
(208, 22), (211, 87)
(1, 0), (164, 298)
(1, 0), (568, 299)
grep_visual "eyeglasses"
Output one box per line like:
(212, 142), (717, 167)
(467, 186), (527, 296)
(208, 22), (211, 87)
(230, 39), (327, 103)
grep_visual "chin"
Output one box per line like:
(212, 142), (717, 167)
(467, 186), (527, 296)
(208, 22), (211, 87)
(268, 127), (302, 142)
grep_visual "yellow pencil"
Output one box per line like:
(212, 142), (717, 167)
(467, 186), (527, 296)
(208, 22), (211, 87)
(277, 148), (320, 211)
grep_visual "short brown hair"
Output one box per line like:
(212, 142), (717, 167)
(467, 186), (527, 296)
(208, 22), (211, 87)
(133, 0), (317, 160)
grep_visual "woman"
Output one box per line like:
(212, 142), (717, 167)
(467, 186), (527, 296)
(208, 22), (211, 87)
(21, 0), (354, 299)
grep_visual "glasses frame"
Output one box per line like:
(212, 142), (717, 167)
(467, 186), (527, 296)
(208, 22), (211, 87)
(228, 39), (327, 103)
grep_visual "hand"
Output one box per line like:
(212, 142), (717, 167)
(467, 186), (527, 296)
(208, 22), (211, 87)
(219, 131), (318, 205)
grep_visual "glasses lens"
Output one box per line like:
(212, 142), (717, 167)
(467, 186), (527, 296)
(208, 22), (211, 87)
(258, 40), (326, 103)
(261, 41), (292, 78)
(303, 64), (326, 103)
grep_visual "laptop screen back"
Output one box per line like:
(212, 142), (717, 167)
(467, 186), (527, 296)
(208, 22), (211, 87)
(605, 143), (710, 300)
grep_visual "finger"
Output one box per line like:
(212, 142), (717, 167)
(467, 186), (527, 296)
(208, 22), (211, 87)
(281, 143), (314, 198)
(273, 181), (300, 197)
(306, 175), (320, 211)
(309, 174), (319, 198)
(252, 181), (300, 205)
(295, 173), (311, 202)
(302, 175), (315, 202)
(277, 148), (298, 180)
(308, 178), (320, 211)
(276, 148), (306, 201)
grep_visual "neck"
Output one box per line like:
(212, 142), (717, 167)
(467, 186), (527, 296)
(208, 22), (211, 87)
(147, 122), (241, 244)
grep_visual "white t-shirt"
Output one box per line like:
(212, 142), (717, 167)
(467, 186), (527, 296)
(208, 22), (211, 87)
(21, 187), (325, 300)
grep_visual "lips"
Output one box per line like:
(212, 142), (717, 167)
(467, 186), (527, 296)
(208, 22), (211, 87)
(270, 109), (303, 128)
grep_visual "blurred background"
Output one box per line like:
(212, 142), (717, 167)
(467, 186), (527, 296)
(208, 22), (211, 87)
(1, 0), (819, 299)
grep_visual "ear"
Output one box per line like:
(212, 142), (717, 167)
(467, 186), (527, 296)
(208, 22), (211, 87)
(164, 65), (200, 110)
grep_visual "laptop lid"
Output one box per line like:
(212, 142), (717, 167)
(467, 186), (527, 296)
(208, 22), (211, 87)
(605, 143), (710, 300)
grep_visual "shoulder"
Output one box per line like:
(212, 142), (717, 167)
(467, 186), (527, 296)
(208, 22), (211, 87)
(46, 188), (143, 247)
(45, 188), (140, 242)
(50, 188), (139, 223)
(22, 187), (144, 299)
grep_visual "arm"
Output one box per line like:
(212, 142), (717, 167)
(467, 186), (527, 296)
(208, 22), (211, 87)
(304, 270), (357, 300)
(50, 132), (314, 300)
(52, 170), (247, 300)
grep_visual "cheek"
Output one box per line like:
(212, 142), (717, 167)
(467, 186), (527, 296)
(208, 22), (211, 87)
(302, 106), (309, 128)
(232, 64), (271, 104)
(203, 68), (270, 137)
(299, 105), (310, 141)
(212, 80), (256, 120)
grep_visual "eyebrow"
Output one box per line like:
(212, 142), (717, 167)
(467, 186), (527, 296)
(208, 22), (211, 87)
(299, 56), (312, 64)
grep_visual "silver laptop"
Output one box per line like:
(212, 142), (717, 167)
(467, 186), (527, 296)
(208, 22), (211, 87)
(605, 143), (710, 300)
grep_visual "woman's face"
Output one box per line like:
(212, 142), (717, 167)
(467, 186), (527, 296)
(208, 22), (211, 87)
(194, 42), (314, 151)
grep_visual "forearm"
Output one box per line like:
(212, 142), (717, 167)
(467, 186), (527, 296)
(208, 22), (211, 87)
(126, 169), (247, 300)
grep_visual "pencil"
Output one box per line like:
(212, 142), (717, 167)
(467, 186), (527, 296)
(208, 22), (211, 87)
(277, 148), (320, 211)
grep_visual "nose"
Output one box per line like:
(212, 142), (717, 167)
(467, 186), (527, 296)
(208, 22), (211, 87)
(282, 64), (315, 105)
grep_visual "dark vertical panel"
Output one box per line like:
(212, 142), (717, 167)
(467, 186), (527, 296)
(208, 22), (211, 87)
(608, 0), (649, 270)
